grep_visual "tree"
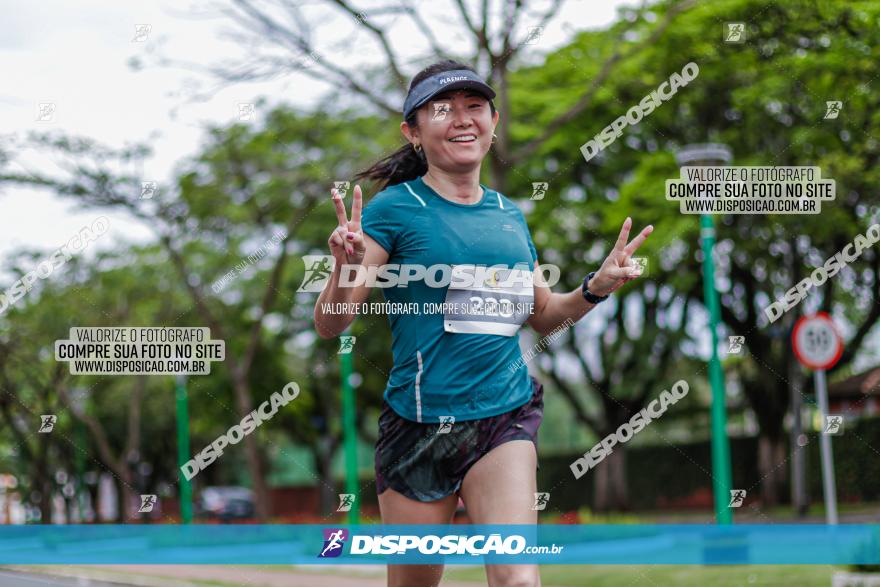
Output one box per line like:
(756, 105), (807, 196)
(0, 106), (400, 518)
(0, 246), (196, 521)
(540, 285), (695, 511)
(514, 0), (880, 505)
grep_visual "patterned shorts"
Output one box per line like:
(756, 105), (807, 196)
(375, 376), (544, 502)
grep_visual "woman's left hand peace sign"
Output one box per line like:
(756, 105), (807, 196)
(587, 217), (654, 298)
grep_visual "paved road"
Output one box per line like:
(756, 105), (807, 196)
(0, 570), (123, 587)
(2, 566), (483, 587)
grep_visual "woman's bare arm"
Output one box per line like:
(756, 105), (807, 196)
(313, 184), (389, 338)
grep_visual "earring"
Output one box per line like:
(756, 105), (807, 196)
(413, 143), (422, 153)
(491, 133), (498, 145)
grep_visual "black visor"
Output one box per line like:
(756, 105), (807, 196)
(402, 69), (496, 120)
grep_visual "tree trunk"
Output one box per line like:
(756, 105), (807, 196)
(33, 432), (52, 523)
(116, 470), (137, 521)
(38, 473), (52, 523)
(592, 448), (628, 512)
(757, 433), (787, 506)
(230, 375), (270, 520)
(313, 441), (337, 516)
(788, 358), (809, 516)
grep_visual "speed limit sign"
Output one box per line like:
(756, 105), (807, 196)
(792, 312), (843, 370)
(791, 312), (844, 525)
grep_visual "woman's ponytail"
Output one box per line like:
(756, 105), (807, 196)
(354, 131), (427, 191)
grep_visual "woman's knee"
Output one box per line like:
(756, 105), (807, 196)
(387, 563), (444, 587)
(486, 564), (540, 587)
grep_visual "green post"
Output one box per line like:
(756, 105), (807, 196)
(175, 375), (193, 524)
(701, 213), (733, 525)
(70, 387), (89, 522)
(340, 330), (360, 524)
(677, 144), (734, 525)
(76, 421), (87, 521)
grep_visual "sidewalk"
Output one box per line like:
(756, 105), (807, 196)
(5, 565), (484, 587)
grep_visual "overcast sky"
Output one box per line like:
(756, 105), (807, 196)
(0, 0), (634, 259)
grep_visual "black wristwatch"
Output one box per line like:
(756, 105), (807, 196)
(581, 271), (609, 304)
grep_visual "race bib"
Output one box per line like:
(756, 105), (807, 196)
(443, 265), (535, 337)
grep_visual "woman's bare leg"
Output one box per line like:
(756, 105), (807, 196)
(378, 487), (458, 587)
(460, 440), (542, 587)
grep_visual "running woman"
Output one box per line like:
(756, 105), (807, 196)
(314, 60), (653, 587)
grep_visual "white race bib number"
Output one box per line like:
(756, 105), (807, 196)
(443, 265), (534, 337)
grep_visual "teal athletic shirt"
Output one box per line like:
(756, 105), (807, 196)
(361, 175), (539, 423)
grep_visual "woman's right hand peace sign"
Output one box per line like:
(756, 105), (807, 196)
(328, 184), (366, 266)
(588, 217), (654, 297)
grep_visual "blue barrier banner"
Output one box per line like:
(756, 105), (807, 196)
(0, 524), (877, 564)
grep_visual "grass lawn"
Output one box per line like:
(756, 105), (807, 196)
(7, 563), (844, 586)
(445, 564), (838, 586)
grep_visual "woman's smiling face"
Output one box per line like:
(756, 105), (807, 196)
(403, 90), (499, 172)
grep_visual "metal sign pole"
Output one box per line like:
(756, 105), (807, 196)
(813, 368), (838, 525)
(792, 313), (843, 525)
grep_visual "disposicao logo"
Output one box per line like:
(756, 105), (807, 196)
(319, 528), (348, 558)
